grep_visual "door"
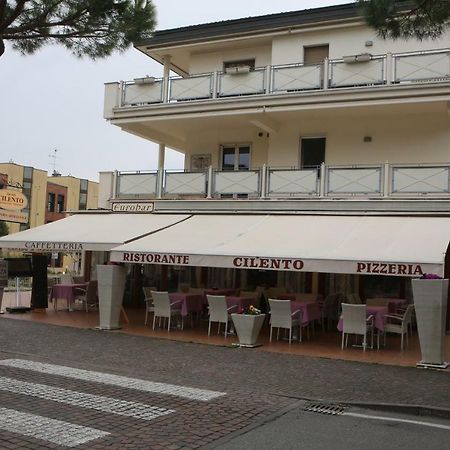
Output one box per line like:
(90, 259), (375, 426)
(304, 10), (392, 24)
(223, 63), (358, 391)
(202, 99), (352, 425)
(300, 137), (326, 168)
(304, 45), (329, 86)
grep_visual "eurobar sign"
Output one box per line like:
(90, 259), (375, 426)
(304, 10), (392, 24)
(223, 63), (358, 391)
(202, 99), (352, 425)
(0, 189), (29, 224)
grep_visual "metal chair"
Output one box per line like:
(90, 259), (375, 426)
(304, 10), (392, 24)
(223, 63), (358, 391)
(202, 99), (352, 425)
(74, 280), (98, 312)
(206, 294), (236, 336)
(151, 291), (183, 331)
(340, 303), (375, 351)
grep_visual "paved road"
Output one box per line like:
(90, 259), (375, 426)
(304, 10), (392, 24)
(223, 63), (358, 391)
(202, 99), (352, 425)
(215, 403), (450, 450)
(0, 318), (449, 449)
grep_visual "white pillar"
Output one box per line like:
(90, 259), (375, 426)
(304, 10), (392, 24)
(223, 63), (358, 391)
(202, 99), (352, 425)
(162, 55), (171, 103)
(158, 143), (166, 170)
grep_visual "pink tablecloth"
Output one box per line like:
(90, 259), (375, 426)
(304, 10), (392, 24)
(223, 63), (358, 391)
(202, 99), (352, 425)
(337, 305), (388, 332)
(291, 300), (321, 325)
(50, 283), (88, 310)
(226, 296), (256, 312)
(169, 293), (204, 317)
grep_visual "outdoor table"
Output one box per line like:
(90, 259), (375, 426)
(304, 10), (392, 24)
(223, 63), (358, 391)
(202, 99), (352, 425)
(337, 305), (388, 332)
(50, 283), (88, 311)
(169, 293), (204, 317)
(290, 300), (321, 325)
(366, 298), (407, 313)
(226, 296), (255, 312)
(204, 288), (236, 297)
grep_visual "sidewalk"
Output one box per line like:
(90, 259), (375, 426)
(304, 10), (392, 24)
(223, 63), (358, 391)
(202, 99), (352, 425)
(0, 317), (449, 413)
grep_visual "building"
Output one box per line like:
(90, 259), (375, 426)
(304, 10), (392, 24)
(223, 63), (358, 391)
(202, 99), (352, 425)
(0, 163), (99, 270)
(1, 2), (450, 328)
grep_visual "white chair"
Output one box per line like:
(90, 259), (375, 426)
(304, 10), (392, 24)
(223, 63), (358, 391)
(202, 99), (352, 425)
(59, 273), (73, 284)
(268, 299), (307, 344)
(206, 295), (236, 336)
(143, 286), (157, 326)
(341, 303), (375, 351)
(74, 280), (98, 312)
(151, 291), (183, 331)
(383, 304), (414, 350)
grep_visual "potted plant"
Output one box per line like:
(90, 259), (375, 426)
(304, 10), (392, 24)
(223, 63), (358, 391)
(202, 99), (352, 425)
(411, 273), (449, 369)
(231, 305), (266, 348)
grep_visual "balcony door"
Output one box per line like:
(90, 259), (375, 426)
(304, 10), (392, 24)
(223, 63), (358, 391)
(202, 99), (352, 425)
(300, 137), (326, 169)
(221, 144), (251, 171)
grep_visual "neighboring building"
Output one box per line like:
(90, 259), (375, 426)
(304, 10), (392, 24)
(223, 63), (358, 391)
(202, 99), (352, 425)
(0, 163), (98, 270)
(99, 2), (450, 297)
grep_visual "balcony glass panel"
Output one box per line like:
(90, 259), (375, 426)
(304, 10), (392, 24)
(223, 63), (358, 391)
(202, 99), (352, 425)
(272, 64), (322, 92)
(391, 166), (450, 194)
(394, 51), (450, 83)
(218, 69), (265, 97)
(329, 57), (385, 88)
(268, 168), (319, 196)
(122, 81), (163, 106)
(164, 171), (207, 195)
(213, 170), (260, 195)
(169, 74), (213, 101)
(327, 166), (383, 195)
(118, 173), (157, 196)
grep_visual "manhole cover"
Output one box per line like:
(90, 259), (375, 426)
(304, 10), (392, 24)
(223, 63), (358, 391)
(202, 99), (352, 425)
(304, 403), (346, 415)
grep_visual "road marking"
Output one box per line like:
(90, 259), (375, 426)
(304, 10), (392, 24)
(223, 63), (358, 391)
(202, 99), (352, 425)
(0, 376), (174, 421)
(344, 412), (450, 431)
(0, 406), (109, 447)
(0, 359), (226, 401)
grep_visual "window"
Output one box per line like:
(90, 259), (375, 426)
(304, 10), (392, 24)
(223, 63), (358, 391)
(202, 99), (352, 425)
(80, 179), (88, 191)
(221, 145), (250, 171)
(79, 179), (88, 210)
(79, 193), (87, 210)
(57, 194), (65, 213)
(47, 193), (55, 212)
(304, 45), (329, 64)
(300, 137), (326, 168)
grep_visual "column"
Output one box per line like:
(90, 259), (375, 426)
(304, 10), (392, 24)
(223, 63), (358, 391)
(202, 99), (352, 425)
(162, 55), (171, 103)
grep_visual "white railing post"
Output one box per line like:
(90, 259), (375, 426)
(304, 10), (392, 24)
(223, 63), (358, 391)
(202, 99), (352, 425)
(207, 166), (213, 198)
(260, 164), (268, 198)
(157, 169), (164, 198)
(385, 52), (393, 85)
(118, 81), (124, 107)
(323, 58), (329, 91)
(319, 163), (326, 197)
(265, 66), (271, 93)
(112, 170), (118, 199)
(212, 72), (218, 99)
(383, 162), (391, 197)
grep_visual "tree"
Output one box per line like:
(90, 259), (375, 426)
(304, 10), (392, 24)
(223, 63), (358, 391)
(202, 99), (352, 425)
(0, 220), (8, 237)
(357, 0), (450, 39)
(0, 1), (156, 58)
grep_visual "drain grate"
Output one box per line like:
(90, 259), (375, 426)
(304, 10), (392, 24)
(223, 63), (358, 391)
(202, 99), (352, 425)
(304, 403), (346, 416)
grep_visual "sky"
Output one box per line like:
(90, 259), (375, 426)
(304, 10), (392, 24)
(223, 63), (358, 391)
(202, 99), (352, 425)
(0, 0), (343, 181)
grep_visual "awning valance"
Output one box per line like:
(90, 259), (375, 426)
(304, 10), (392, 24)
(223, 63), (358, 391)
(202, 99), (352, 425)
(0, 213), (190, 252)
(110, 214), (450, 277)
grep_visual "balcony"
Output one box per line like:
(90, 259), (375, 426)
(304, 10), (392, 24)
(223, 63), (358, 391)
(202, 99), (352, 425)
(110, 163), (450, 200)
(106, 48), (450, 111)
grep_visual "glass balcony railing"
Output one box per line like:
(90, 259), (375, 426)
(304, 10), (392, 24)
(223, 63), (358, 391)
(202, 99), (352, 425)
(112, 48), (450, 108)
(111, 163), (450, 200)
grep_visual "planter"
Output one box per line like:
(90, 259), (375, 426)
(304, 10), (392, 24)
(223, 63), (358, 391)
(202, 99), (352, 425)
(97, 265), (126, 330)
(411, 278), (449, 369)
(231, 313), (266, 348)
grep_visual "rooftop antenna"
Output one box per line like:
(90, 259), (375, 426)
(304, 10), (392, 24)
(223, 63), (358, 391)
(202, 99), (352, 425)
(49, 148), (60, 176)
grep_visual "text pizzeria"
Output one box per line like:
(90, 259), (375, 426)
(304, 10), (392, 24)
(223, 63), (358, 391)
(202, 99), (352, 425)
(357, 262), (423, 275)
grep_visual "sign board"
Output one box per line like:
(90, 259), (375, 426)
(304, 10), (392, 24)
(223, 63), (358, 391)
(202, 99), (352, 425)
(0, 260), (8, 287)
(111, 202), (154, 213)
(0, 188), (29, 224)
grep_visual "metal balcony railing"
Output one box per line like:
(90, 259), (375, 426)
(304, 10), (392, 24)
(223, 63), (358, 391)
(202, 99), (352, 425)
(115, 48), (450, 108)
(112, 163), (450, 200)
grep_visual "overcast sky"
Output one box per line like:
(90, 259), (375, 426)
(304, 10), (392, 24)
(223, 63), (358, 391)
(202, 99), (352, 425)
(0, 0), (343, 181)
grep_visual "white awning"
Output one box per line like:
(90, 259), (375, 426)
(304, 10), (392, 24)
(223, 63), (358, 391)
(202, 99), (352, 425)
(0, 213), (190, 252)
(111, 214), (450, 276)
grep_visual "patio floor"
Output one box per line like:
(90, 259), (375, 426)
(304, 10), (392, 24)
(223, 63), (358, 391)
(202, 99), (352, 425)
(2, 292), (448, 369)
